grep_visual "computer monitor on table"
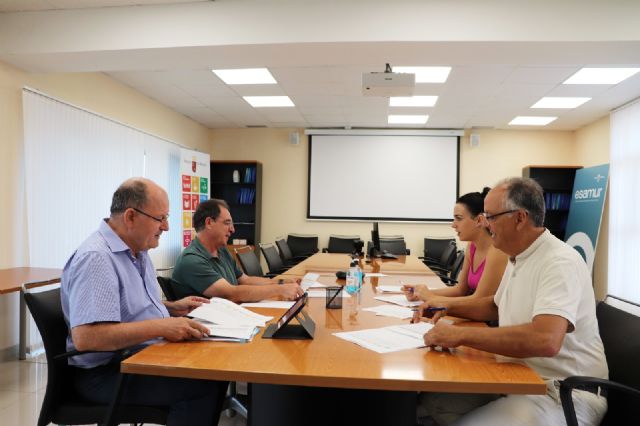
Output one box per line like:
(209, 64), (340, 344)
(371, 222), (381, 257)
(370, 222), (398, 259)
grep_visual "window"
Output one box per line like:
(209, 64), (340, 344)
(609, 98), (640, 304)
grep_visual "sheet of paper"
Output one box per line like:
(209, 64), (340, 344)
(240, 300), (296, 309)
(376, 285), (404, 293)
(189, 297), (272, 327)
(364, 273), (388, 277)
(301, 272), (326, 290)
(374, 294), (422, 307)
(362, 305), (414, 319)
(333, 322), (433, 353)
(307, 289), (350, 298)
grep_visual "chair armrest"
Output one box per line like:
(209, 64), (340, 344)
(429, 265), (451, 274)
(560, 376), (640, 426)
(53, 347), (135, 363)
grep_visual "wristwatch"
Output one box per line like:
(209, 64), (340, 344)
(277, 279), (285, 285)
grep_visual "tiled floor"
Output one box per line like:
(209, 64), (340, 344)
(0, 355), (246, 426)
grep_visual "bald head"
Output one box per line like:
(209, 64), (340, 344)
(110, 177), (166, 217)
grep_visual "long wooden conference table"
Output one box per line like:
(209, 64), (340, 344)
(122, 253), (544, 425)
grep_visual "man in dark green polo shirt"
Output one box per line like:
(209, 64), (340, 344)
(172, 199), (303, 302)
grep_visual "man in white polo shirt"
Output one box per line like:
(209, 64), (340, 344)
(416, 177), (608, 426)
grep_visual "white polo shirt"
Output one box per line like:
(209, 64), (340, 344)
(494, 230), (608, 384)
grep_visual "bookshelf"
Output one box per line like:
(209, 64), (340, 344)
(522, 165), (582, 240)
(210, 161), (262, 248)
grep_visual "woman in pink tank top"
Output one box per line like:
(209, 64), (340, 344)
(405, 188), (508, 303)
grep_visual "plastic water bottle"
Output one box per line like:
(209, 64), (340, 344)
(345, 260), (359, 294)
(354, 261), (363, 291)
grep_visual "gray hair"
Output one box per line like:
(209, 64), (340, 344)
(110, 179), (149, 215)
(497, 177), (545, 227)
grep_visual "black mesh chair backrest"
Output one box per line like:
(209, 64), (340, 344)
(286, 234), (319, 257)
(366, 238), (409, 255)
(423, 237), (456, 260)
(24, 285), (169, 426)
(327, 235), (360, 253)
(235, 246), (266, 277)
(597, 301), (640, 424)
(24, 286), (70, 426)
(275, 239), (294, 262)
(449, 251), (465, 281)
(260, 243), (286, 275)
(439, 241), (458, 270)
(157, 276), (178, 301)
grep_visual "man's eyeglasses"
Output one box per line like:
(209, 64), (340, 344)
(216, 218), (234, 227)
(132, 207), (169, 224)
(481, 209), (517, 222)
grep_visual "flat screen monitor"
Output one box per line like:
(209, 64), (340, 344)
(371, 222), (381, 256)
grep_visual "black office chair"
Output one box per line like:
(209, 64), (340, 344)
(560, 296), (640, 425)
(423, 237), (456, 265)
(431, 250), (465, 286)
(366, 237), (410, 256)
(286, 234), (319, 258)
(234, 246), (276, 278)
(259, 243), (289, 275)
(422, 240), (457, 271)
(275, 238), (309, 267)
(324, 235), (362, 254)
(157, 276), (178, 301)
(23, 283), (169, 426)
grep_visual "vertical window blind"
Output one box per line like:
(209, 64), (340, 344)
(609, 98), (640, 305)
(23, 88), (184, 270)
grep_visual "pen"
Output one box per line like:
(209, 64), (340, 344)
(411, 307), (447, 313)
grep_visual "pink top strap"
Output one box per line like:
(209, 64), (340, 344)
(467, 242), (486, 293)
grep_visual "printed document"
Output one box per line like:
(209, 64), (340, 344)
(374, 294), (422, 307)
(376, 285), (404, 293)
(189, 297), (272, 327)
(362, 305), (414, 319)
(333, 322), (434, 353)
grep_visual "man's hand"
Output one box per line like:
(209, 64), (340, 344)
(165, 296), (209, 317)
(279, 283), (305, 300)
(423, 321), (462, 350)
(411, 300), (450, 323)
(161, 317), (210, 341)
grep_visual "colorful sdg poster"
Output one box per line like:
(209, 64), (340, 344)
(180, 148), (210, 247)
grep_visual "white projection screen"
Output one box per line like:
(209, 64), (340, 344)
(308, 133), (459, 221)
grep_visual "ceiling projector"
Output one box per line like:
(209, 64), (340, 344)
(362, 64), (415, 97)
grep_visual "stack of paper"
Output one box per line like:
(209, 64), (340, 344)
(333, 322), (433, 353)
(201, 324), (260, 342)
(374, 294), (422, 307)
(189, 297), (273, 327)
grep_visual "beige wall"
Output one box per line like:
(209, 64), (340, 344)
(210, 127), (577, 258)
(0, 61), (210, 353)
(574, 116), (611, 300)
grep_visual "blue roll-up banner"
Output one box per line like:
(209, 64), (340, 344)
(564, 164), (609, 271)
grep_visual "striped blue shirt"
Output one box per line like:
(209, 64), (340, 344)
(61, 219), (168, 368)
